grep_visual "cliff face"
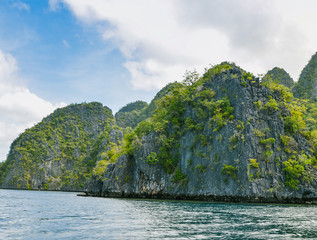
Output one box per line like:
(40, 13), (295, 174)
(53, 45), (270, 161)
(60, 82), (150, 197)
(2, 61), (317, 203)
(86, 64), (317, 203)
(0, 102), (121, 191)
(293, 52), (317, 99)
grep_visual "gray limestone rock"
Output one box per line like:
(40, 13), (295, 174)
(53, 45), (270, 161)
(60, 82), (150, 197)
(85, 66), (317, 204)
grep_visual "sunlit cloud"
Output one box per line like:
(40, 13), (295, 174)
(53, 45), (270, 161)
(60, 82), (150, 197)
(0, 50), (66, 161)
(58, 0), (317, 90)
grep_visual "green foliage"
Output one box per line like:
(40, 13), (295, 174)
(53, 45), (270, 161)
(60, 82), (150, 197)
(134, 120), (154, 138)
(249, 159), (259, 168)
(309, 129), (317, 153)
(182, 69), (200, 86)
(264, 150), (273, 161)
(284, 101), (306, 134)
(229, 131), (240, 150)
(195, 164), (207, 173)
(283, 154), (313, 189)
(153, 82), (187, 131)
(263, 98), (279, 113)
(115, 101), (149, 129)
(0, 161), (9, 184)
(240, 72), (254, 87)
(260, 138), (275, 149)
(305, 101), (317, 130)
(115, 82), (185, 130)
(146, 152), (159, 165)
(157, 137), (179, 173)
(262, 78), (307, 135)
(88, 133), (109, 169)
(262, 79), (293, 102)
(201, 62), (233, 83)
(93, 160), (110, 176)
(1, 102), (115, 189)
(171, 168), (188, 185)
(262, 67), (294, 89)
(194, 89), (216, 102)
(293, 53), (317, 99)
(221, 164), (238, 179)
(237, 121), (244, 131)
(280, 134), (297, 153)
(119, 67), (236, 174)
(216, 134), (223, 142)
(211, 97), (234, 132)
(144, 82), (181, 118)
(252, 129), (265, 138)
(260, 138), (275, 145)
(7, 61), (317, 194)
(253, 100), (263, 109)
(104, 142), (124, 163)
(198, 134), (208, 146)
(117, 101), (148, 114)
(242, 72), (253, 81)
(122, 131), (138, 156)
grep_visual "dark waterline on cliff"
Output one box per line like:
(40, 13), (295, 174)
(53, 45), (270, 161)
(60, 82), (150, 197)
(1, 189), (317, 239)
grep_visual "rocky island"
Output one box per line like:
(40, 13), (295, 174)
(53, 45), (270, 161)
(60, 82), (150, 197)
(2, 53), (317, 204)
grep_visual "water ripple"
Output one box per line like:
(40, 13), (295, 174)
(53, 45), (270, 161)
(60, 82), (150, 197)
(1, 190), (317, 239)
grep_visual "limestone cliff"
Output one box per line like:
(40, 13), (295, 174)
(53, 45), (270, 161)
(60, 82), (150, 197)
(262, 67), (294, 89)
(115, 82), (182, 129)
(0, 102), (121, 191)
(2, 61), (317, 204)
(293, 52), (317, 99)
(86, 63), (317, 203)
(115, 101), (148, 129)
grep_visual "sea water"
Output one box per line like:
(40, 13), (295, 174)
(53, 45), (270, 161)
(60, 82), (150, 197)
(1, 189), (317, 239)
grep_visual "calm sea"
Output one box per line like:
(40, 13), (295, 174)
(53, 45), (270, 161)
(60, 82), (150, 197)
(1, 189), (317, 239)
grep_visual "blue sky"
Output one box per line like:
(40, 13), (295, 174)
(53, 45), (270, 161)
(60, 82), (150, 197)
(1, 0), (317, 161)
(0, 0), (156, 109)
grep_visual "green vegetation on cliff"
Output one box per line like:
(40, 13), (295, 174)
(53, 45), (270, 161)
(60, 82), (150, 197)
(115, 62), (317, 191)
(293, 52), (317, 99)
(115, 101), (148, 128)
(262, 67), (294, 89)
(114, 83), (182, 129)
(0, 102), (117, 190)
(3, 56), (317, 199)
(120, 63), (238, 175)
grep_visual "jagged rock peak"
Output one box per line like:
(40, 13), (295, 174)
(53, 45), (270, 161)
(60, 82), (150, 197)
(262, 67), (294, 88)
(116, 101), (148, 114)
(85, 63), (317, 204)
(293, 52), (317, 99)
(0, 102), (119, 191)
(115, 101), (148, 128)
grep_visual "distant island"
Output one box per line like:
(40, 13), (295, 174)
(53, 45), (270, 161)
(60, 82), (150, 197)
(1, 53), (317, 204)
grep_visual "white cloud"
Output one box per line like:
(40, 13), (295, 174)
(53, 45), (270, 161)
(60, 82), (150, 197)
(49, 0), (62, 11)
(60, 0), (230, 90)
(12, 1), (30, 11)
(60, 0), (317, 88)
(0, 50), (66, 161)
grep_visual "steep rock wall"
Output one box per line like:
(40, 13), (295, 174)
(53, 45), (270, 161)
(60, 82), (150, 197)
(86, 66), (317, 203)
(0, 102), (120, 191)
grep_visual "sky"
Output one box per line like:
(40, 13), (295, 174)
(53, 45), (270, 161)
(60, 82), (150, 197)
(0, 0), (317, 161)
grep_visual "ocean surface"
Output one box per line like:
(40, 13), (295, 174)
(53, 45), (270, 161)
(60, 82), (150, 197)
(1, 189), (317, 239)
